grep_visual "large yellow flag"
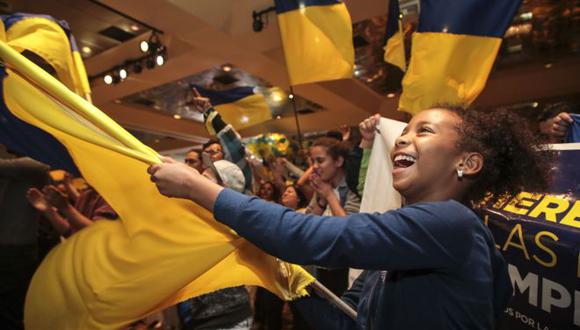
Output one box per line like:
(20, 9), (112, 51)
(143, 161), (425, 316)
(0, 24), (313, 330)
(398, 0), (522, 115)
(275, 0), (354, 85)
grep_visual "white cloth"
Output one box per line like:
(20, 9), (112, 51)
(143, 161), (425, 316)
(349, 117), (406, 286)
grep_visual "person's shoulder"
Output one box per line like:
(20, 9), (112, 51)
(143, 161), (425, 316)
(403, 200), (480, 227)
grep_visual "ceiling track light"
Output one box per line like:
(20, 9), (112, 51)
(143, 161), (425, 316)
(91, 31), (169, 85)
(252, 6), (275, 33)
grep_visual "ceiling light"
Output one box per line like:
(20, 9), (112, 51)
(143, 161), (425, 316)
(387, 93), (396, 98)
(139, 40), (149, 53)
(103, 74), (113, 85)
(173, 114), (181, 120)
(81, 46), (92, 55)
(146, 56), (156, 69)
(132, 61), (143, 74)
(119, 68), (128, 80)
(130, 24), (140, 32)
(288, 94), (294, 100)
(155, 54), (165, 66)
(544, 63), (553, 69)
(222, 64), (232, 72)
(112, 73), (121, 84)
(532, 102), (539, 108)
(271, 92), (283, 103)
(276, 115), (281, 120)
(240, 115), (249, 123)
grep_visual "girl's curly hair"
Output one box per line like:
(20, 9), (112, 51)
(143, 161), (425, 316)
(442, 106), (555, 204)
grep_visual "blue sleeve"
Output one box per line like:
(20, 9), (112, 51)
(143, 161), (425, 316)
(214, 189), (475, 270)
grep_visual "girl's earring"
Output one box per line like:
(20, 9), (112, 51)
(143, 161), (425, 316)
(457, 168), (464, 180)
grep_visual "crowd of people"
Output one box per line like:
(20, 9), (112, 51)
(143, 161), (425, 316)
(1, 88), (578, 329)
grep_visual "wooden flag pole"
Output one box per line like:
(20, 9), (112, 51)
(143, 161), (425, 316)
(311, 280), (358, 320)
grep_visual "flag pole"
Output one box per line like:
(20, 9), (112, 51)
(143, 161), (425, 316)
(311, 280), (358, 320)
(288, 86), (303, 149)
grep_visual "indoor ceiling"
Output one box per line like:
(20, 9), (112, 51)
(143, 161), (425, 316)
(2, 0), (580, 151)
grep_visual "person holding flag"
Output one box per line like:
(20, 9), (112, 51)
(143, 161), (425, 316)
(149, 106), (553, 329)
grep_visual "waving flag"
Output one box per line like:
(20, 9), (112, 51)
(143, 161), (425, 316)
(0, 19), (313, 330)
(399, 0), (522, 115)
(383, 0), (406, 71)
(275, 0), (354, 85)
(0, 14), (89, 174)
(194, 85), (272, 130)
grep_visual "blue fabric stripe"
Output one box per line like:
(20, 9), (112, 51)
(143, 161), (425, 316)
(418, 0), (522, 37)
(192, 85), (256, 107)
(1, 13), (76, 51)
(385, 0), (401, 40)
(565, 114), (580, 143)
(0, 68), (79, 175)
(274, 0), (342, 14)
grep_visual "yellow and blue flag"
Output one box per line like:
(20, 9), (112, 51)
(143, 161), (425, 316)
(0, 13), (90, 175)
(194, 85), (272, 131)
(383, 0), (406, 71)
(399, 0), (522, 115)
(275, 0), (354, 85)
(0, 16), (313, 330)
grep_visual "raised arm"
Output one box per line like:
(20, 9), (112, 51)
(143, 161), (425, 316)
(149, 158), (474, 270)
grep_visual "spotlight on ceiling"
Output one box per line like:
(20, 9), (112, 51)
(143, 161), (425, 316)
(139, 40), (149, 53)
(132, 61), (143, 74)
(221, 64), (232, 72)
(252, 6), (275, 33)
(81, 46), (92, 56)
(112, 72), (121, 84)
(103, 74), (113, 85)
(146, 56), (156, 69)
(118, 67), (128, 80)
(139, 32), (161, 53)
(155, 53), (165, 66)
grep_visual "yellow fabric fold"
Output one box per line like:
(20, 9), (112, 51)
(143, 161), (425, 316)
(0, 40), (314, 330)
(399, 32), (501, 115)
(277, 3), (354, 85)
(5, 16), (90, 97)
(383, 25), (406, 71)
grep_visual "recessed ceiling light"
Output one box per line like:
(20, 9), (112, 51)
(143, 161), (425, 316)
(173, 114), (181, 120)
(221, 64), (232, 72)
(544, 63), (553, 69)
(130, 24), (140, 32)
(387, 93), (396, 98)
(81, 46), (92, 55)
(103, 74), (113, 85)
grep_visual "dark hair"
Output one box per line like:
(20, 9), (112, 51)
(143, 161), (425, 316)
(441, 106), (554, 204)
(282, 185), (308, 209)
(311, 137), (350, 167)
(202, 138), (221, 151)
(325, 130), (343, 142)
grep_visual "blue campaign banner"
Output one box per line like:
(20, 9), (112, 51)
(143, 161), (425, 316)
(482, 144), (580, 330)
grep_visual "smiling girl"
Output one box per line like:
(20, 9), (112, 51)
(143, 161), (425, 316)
(148, 106), (552, 330)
